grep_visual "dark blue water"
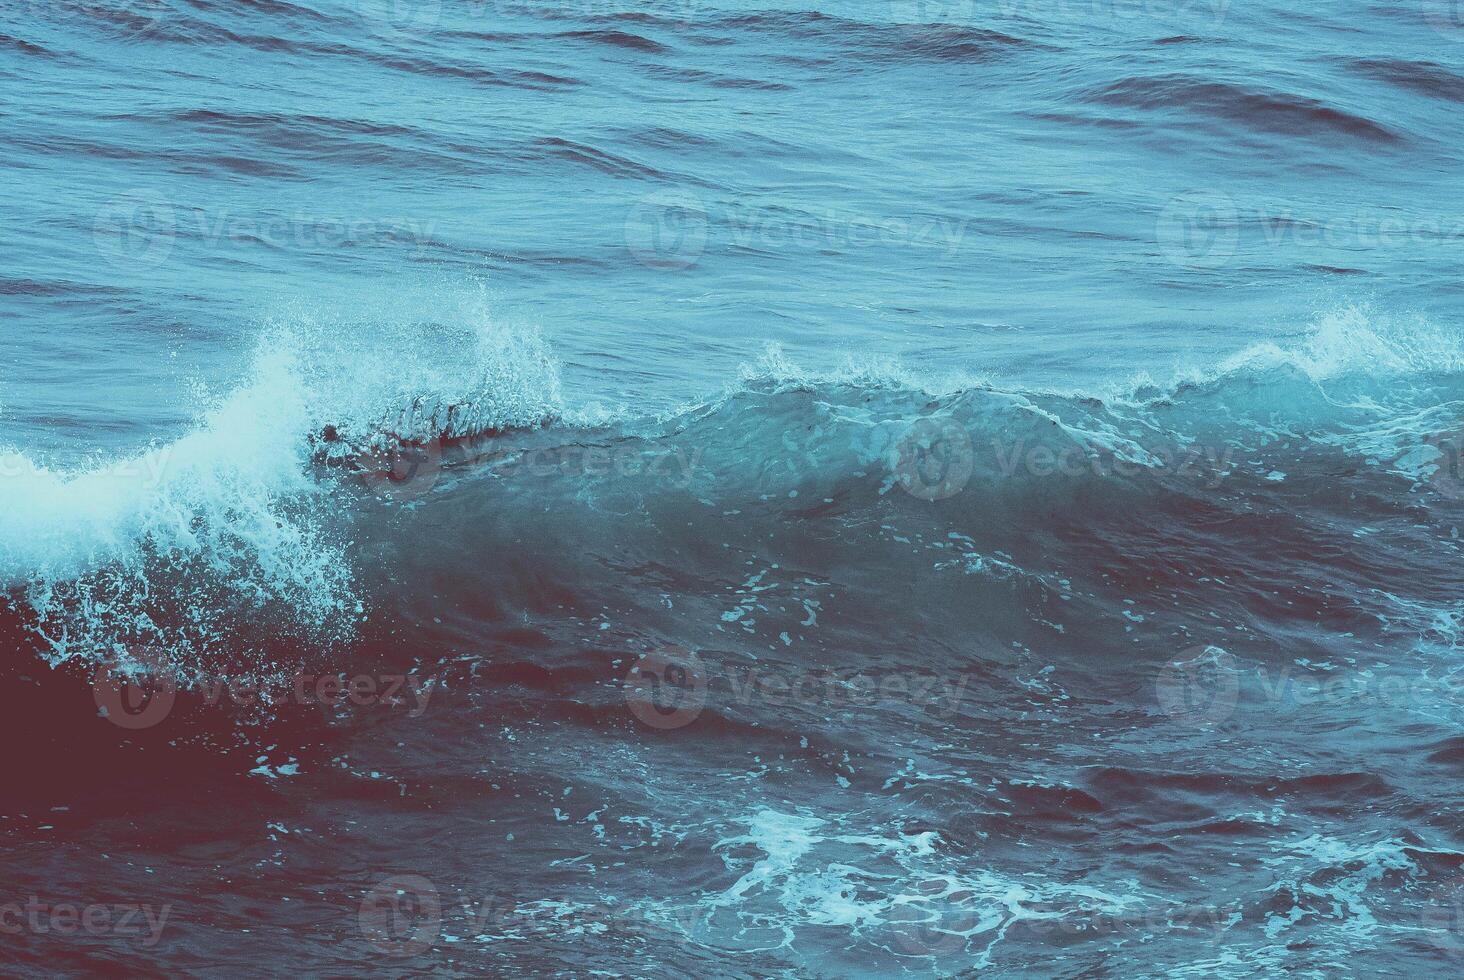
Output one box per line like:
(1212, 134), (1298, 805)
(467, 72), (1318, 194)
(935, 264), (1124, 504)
(5, 1), (1464, 975)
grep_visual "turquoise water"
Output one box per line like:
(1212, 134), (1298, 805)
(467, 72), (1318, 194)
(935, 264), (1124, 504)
(5, 1), (1464, 976)
(8, 0), (1464, 458)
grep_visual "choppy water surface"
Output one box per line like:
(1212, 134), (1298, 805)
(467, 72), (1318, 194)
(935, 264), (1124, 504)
(5, 1), (1464, 976)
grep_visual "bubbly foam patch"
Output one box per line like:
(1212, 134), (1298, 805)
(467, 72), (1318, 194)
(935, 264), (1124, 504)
(1209, 304), (1464, 384)
(3, 287), (566, 672)
(267, 284), (563, 455)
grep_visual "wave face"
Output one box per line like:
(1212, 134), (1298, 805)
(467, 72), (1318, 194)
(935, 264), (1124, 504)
(6, 1), (1464, 977)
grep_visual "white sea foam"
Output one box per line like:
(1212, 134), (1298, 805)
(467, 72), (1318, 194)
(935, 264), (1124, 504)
(2, 290), (566, 669)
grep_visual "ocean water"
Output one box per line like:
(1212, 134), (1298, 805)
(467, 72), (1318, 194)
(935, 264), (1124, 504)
(5, 0), (1464, 975)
